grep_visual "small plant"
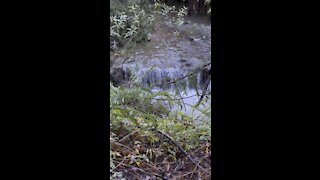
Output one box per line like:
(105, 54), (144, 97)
(110, 1), (156, 53)
(110, 1), (188, 56)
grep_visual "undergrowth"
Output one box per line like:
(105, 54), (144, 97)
(110, 80), (211, 179)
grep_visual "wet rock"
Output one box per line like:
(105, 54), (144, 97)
(188, 37), (194, 41)
(183, 21), (191, 25)
(147, 33), (152, 41)
(110, 67), (126, 86)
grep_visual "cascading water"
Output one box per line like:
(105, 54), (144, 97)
(121, 63), (211, 116)
(111, 14), (211, 116)
(123, 65), (210, 90)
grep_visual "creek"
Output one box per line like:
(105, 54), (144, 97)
(111, 14), (211, 116)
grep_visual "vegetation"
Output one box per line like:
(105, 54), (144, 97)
(110, 0), (189, 55)
(109, 0), (211, 179)
(110, 81), (211, 179)
(205, 0), (211, 17)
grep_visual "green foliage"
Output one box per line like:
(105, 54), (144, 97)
(110, 78), (211, 178)
(110, 0), (188, 55)
(110, 0), (155, 52)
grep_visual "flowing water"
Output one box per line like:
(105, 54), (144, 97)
(111, 14), (211, 116)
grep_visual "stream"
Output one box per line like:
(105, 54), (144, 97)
(111, 14), (211, 117)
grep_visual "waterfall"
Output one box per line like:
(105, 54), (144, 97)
(123, 65), (211, 91)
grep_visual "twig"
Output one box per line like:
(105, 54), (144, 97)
(174, 83), (187, 111)
(152, 92), (210, 101)
(111, 141), (134, 152)
(118, 130), (139, 143)
(173, 161), (182, 173)
(154, 129), (209, 172)
(146, 161), (162, 173)
(183, 172), (193, 177)
(183, 102), (211, 118)
(112, 160), (164, 178)
(193, 155), (208, 172)
(121, 57), (130, 71)
(191, 155), (210, 178)
(195, 74), (211, 107)
(151, 62), (211, 89)
(151, 73), (192, 88)
(115, 159), (126, 169)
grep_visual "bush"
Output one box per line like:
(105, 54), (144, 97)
(110, 0), (188, 55)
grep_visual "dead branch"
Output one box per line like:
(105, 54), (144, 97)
(118, 130), (139, 143)
(112, 160), (164, 178)
(154, 129), (209, 173)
